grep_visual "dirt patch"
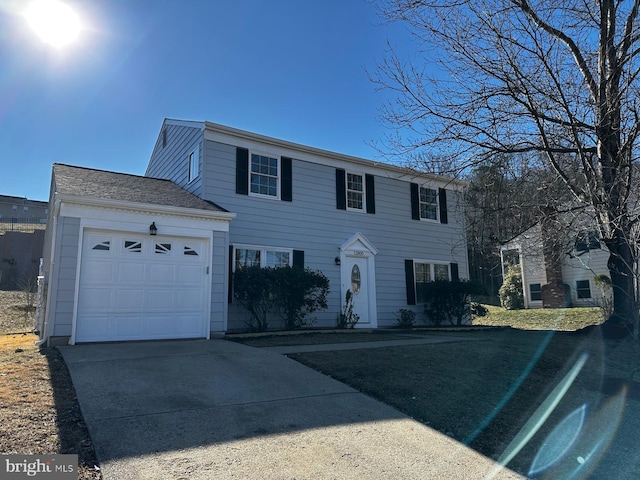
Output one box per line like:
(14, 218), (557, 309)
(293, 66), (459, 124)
(0, 333), (101, 479)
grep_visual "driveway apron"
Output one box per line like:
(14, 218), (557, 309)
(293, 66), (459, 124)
(60, 339), (524, 480)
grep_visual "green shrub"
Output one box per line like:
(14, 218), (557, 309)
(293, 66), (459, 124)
(471, 302), (488, 317)
(233, 266), (274, 332)
(419, 280), (483, 326)
(336, 289), (359, 328)
(233, 266), (330, 332)
(271, 266), (330, 330)
(498, 267), (524, 310)
(395, 308), (416, 328)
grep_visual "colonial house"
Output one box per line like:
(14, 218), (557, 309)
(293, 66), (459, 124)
(37, 119), (468, 345)
(500, 222), (609, 309)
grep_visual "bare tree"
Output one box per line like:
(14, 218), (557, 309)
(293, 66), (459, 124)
(373, 0), (640, 329)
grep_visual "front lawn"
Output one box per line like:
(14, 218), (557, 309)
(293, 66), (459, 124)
(474, 304), (603, 331)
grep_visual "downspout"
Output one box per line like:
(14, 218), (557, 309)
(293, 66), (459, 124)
(35, 197), (60, 347)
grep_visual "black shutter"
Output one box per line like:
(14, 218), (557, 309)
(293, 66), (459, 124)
(236, 147), (249, 195)
(450, 263), (459, 282)
(292, 250), (304, 269)
(439, 188), (448, 224)
(336, 168), (346, 210)
(228, 245), (234, 303)
(405, 259), (416, 305)
(281, 157), (292, 202)
(365, 174), (375, 214)
(410, 183), (420, 220)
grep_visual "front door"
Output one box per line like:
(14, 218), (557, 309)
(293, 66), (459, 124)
(339, 232), (378, 328)
(344, 255), (370, 326)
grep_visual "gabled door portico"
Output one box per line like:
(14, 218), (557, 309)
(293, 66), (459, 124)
(339, 233), (378, 328)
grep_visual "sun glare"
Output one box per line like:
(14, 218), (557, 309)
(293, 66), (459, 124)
(24, 0), (81, 48)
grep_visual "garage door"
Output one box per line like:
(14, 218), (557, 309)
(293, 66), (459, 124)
(75, 230), (209, 342)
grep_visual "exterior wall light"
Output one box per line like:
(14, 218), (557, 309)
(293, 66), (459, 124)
(149, 222), (158, 236)
(334, 256), (341, 265)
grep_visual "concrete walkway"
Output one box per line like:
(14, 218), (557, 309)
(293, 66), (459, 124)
(263, 334), (480, 354)
(60, 339), (524, 480)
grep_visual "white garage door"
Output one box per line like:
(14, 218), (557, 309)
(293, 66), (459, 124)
(75, 230), (209, 343)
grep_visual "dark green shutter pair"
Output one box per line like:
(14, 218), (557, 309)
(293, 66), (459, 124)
(404, 261), (459, 305)
(410, 183), (448, 223)
(235, 147), (292, 201)
(335, 168), (376, 213)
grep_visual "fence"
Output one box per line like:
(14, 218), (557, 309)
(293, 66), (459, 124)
(0, 218), (46, 234)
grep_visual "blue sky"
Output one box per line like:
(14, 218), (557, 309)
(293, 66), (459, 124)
(0, 0), (413, 201)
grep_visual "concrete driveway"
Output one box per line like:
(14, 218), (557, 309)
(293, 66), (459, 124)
(60, 339), (524, 480)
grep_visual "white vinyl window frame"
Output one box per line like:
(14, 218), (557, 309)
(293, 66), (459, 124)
(346, 171), (366, 212)
(413, 260), (451, 304)
(188, 145), (200, 183)
(233, 244), (293, 271)
(419, 186), (438, 221)
(249, 151), (280, 199)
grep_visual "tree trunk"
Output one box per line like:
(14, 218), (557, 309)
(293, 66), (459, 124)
(606, 229), (638, 332)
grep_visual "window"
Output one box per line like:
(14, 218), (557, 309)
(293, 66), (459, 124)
(530, 283), (542, 301)
(23, 206), (28, 213)
(184, 246), (199, 256)
(346, 173), (364, 210)
(124, 240), (142, 253)
(250, 153), (279, 197)
(234, 246), (292, 270)
(92, 241), (111, 251)
(419, 187), (438, 220)
(414, 261), (450, 303)
(155, 243), (172, 254)
(188, 146), (199, 183)
(577, 280), (591, 299)
(576, 231), (601, 253)
(12, 205), (17, 212)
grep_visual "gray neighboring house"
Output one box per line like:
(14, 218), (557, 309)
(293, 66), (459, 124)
(38, 164), (234, 346)
(39, 120), (469, 345)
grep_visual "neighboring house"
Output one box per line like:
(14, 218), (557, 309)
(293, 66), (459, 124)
(0, 195), (48, 227)
(0, 195), (48, 286)
(38, 119), (468, 345)
(500, 223), (609, 309)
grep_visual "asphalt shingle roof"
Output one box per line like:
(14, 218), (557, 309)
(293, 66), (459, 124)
(53, 164), (227, 213)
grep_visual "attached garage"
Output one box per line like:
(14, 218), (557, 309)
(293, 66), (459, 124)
(38, 164), (234, 346)
(75, 230), (210, 342)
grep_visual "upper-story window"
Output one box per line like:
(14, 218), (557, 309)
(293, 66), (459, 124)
(188, 146), (199, 183)
(419, 187), (438, 220)
(250, 154), (279, 197)
(347, 173), (365, 210)
(575, 231), (600, 253)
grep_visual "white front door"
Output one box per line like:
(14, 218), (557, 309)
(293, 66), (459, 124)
(344, 256), (370, 326)
(339, 233), (378, 328)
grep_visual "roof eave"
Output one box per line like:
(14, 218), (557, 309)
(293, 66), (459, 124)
(55, 193), (236, 222)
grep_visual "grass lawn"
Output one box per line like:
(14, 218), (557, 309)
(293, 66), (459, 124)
(474, 304), (604, 331)
(232, 305), (638, 478)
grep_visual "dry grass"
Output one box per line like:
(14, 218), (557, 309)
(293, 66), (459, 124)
(474, 304), (604, 331)
(0, 289), (35, 334)
(0, 290), (101, 480)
